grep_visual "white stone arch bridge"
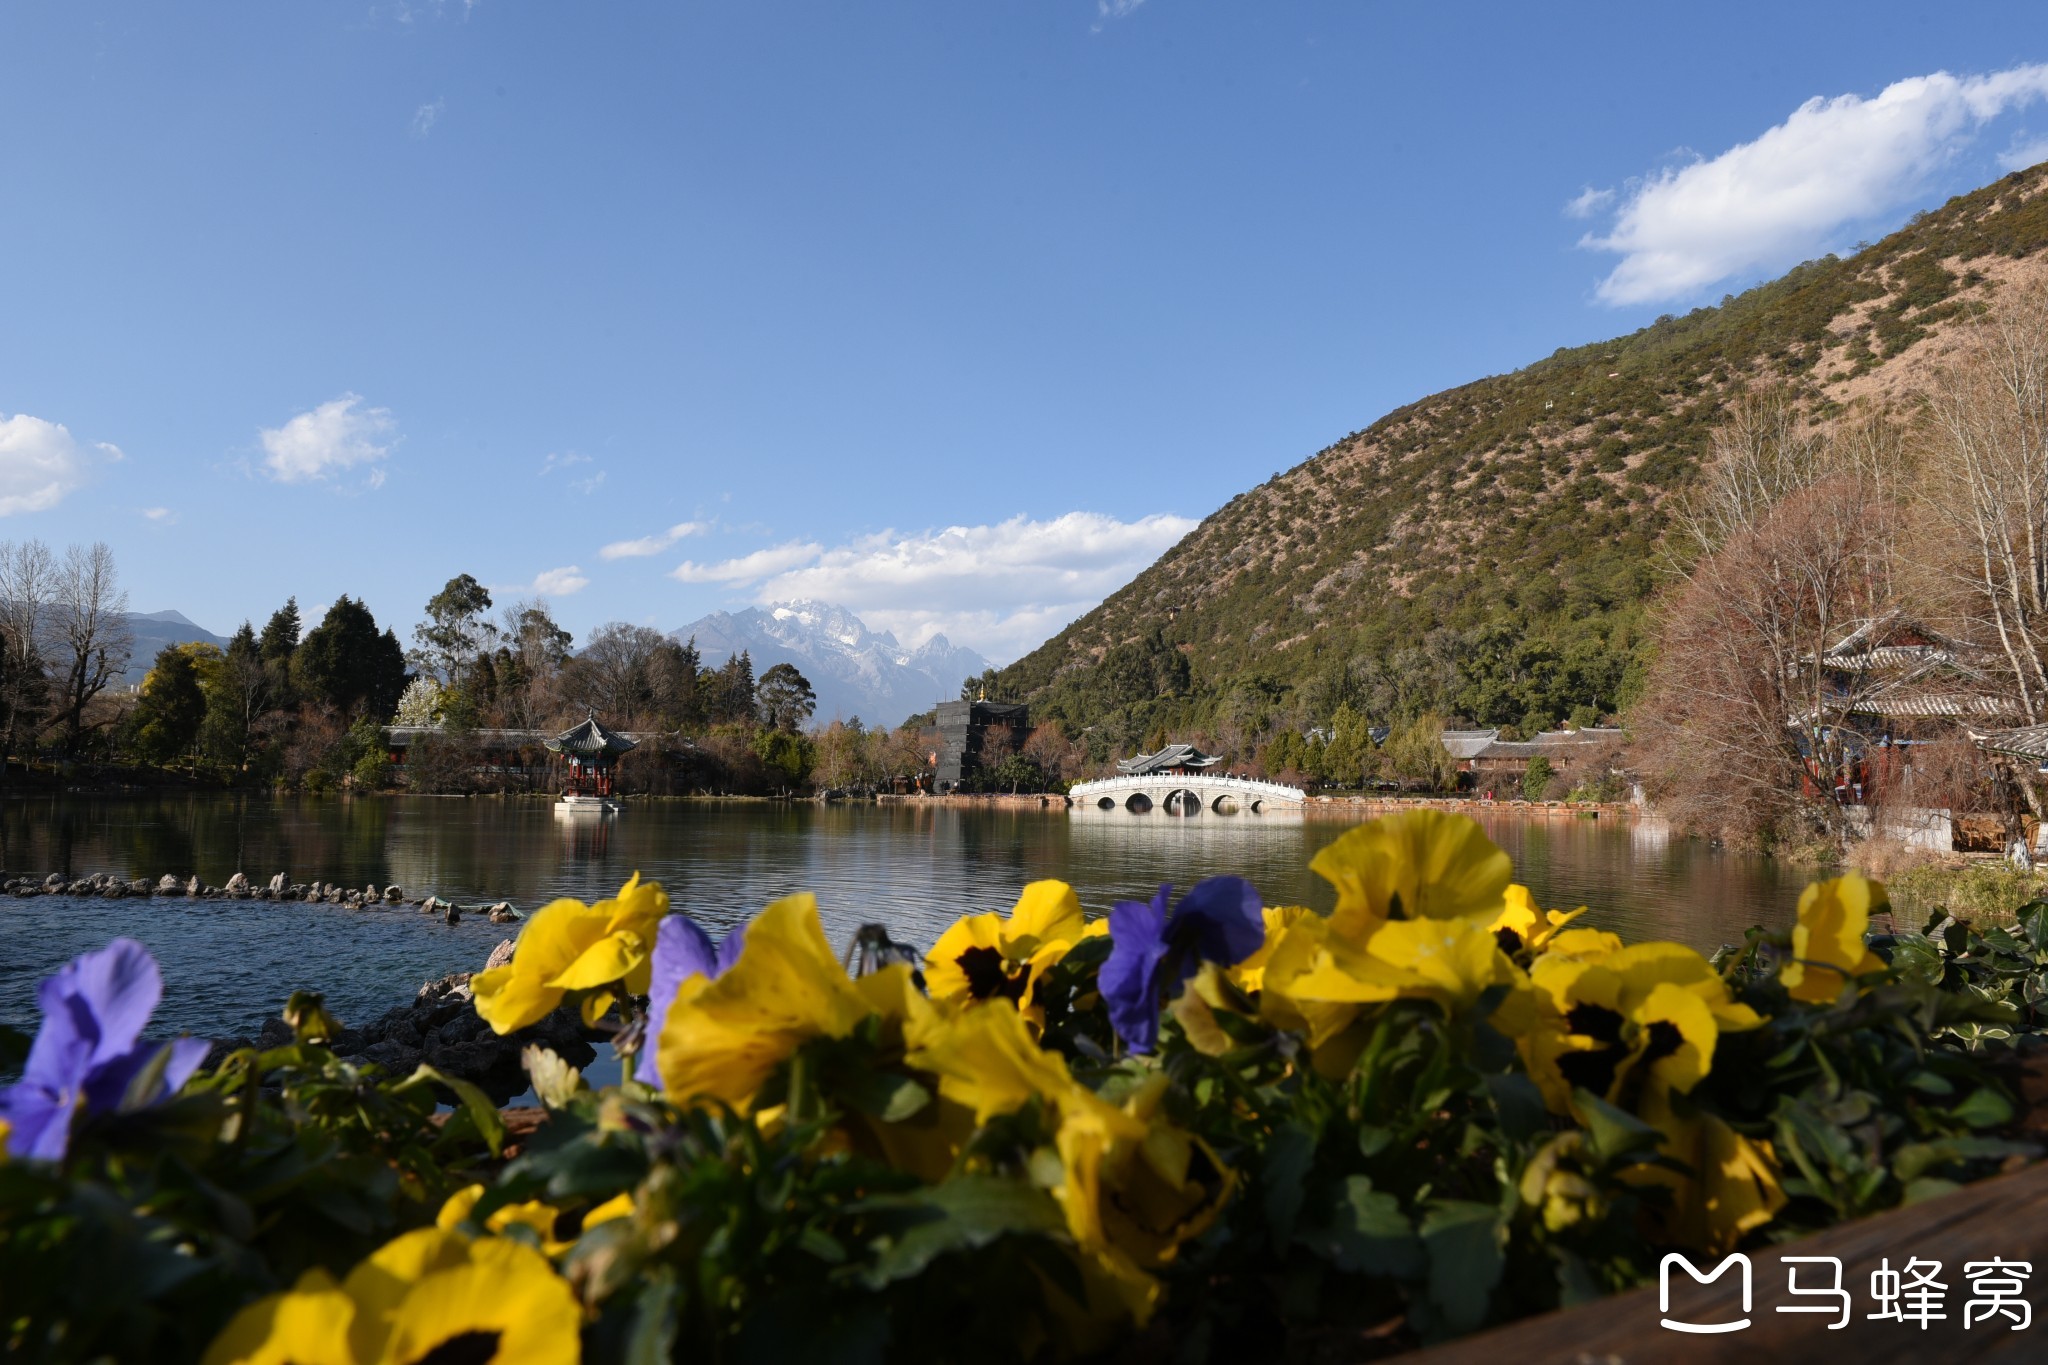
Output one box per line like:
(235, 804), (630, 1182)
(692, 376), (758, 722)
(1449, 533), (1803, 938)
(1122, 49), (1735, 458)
(1067, 774), (1307, 816)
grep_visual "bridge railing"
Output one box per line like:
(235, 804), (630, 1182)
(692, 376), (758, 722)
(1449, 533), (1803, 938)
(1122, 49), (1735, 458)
(1068, 774), (1307, 803)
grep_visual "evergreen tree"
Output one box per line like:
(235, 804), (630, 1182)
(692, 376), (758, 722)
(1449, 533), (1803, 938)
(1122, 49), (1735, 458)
(297, 597), (409, 720)
(200, 622), (269, 769)
(133, 645), (206, 766)
(756, 662), (817, 732)
(258, 598), (301, 664)
(412, 574), (496, 684)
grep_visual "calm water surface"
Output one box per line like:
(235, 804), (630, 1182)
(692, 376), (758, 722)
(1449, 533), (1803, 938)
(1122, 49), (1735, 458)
(0, 796), (1812, 1042)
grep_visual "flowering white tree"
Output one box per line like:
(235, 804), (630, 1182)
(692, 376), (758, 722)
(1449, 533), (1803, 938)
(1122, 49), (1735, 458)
(394, 676), (444, 727)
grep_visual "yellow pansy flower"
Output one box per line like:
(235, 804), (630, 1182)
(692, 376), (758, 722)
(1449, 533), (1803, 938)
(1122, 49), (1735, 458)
(1519, 941), (1762, 1115)
(1629, 1084), (1786, 1253)
(1226, 904), (1315, 994)
(654, 893), (926, 1111)
(203, 1226), (580, 1365)
(1490, 884), (1587, 956)
(907, 1004), (1232, 1326)
(1260, 909), (1533, 1049)
(924, 880), (1088, 1024)
(1310, 810), (1514, 936)
(1781, 871), (1889, 1004)
(436, 1184), (581, 1257)
(473, 873), (668, 1033)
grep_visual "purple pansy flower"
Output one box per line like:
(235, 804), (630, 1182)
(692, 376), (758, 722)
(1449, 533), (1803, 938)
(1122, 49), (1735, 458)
(1099, 877), (1264, 1054)
(635, 913), (747, 1084)
(0, 938), (209, 1161)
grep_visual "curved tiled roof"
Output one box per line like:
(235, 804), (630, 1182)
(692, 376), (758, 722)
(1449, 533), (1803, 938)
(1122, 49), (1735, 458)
(546, 714), (638, 758)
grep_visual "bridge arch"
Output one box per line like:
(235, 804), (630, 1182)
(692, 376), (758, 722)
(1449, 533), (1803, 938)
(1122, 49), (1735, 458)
(1067, 774), (1307, 816)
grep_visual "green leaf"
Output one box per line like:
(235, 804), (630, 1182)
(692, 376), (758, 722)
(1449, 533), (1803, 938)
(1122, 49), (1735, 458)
(1311, 1177), (1422, 1278)
(1572, 1089), (1662, 1164)
(845, 1070), (932, 1124)
(116, 1040), (179, 1113)
(1949, 1086), (2013, 1130)
(851, 1175), (1065, 1290)
(400, 1064), (506, 1156)
(619, 1270), (679, 1365)
(1419, 1200), (1503, 1337)
(1261, 1124), (1317, 1249)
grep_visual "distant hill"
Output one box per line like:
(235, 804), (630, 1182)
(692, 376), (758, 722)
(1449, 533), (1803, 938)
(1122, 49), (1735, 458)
(121, 610), (229, 685)
(674, 599), (990, 729)
(996, 162), (2048, 750)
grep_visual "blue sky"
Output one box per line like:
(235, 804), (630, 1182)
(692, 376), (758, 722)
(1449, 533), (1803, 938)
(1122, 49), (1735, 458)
(3, 2), (2047, 663)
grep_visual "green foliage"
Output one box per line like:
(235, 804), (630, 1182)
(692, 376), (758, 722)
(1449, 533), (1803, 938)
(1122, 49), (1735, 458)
(756, 662), (818, 732)
(411, 574), (495, 684)
(294, 597), (407, 721)
(1521, 755), (1553, 802)
(0, 1040), (502, 1364)
(129, 645), (206, 766)
(750, 726), (815, 792)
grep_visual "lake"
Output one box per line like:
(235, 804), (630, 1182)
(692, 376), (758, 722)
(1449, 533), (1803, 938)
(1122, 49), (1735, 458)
(0, 795), (1814, 1043)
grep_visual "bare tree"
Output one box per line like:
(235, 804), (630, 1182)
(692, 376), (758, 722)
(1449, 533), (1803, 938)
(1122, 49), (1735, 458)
(0, 539), (55, 779)
(1913, 278), (2048, 723)
(49, 542), (132, 755)
(1636, 468), (1894, 843)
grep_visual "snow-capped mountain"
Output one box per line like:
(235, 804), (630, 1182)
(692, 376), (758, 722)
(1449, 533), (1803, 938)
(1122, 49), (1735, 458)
(672, 600), (990, 728)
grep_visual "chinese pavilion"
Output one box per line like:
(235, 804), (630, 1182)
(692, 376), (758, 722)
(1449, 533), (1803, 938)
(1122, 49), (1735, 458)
(548, 713), (637, 804)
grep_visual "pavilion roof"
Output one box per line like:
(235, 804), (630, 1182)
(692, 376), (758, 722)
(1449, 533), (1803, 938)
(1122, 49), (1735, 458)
(546, 714), (639, 758)
(1117, 743), (1226, 775)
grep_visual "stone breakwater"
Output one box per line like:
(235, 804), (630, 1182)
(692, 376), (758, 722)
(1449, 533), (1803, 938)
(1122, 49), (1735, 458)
(3, 870), (524, 924)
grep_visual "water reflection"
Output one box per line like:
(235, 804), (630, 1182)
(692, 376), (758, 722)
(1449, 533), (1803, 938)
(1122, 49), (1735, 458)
(0, 796), (1812, 1042)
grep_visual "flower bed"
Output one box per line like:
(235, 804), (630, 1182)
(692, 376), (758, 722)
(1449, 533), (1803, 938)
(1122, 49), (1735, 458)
(3, 811), (2045, 1363)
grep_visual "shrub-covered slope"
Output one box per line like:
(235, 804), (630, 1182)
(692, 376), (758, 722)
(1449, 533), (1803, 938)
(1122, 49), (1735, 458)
(998, 163), (2048, 752)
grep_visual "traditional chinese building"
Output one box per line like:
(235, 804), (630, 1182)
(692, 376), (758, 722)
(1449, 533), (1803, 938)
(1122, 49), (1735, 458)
(933, 699), (1029, 792)
(547, 713), (638, 801)
(1116, 743), (1227, 778)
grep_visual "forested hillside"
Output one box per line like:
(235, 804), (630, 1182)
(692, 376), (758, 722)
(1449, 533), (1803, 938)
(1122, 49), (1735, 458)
(997, 162), (2048, 760)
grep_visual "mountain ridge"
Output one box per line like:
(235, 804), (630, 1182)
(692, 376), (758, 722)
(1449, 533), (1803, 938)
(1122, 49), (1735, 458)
(996, 162), (2048, 754)
(673, 599), (989, 728)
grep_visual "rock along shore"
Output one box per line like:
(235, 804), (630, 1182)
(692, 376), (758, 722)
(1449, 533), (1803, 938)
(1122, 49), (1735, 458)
(2, 870), (524, 923)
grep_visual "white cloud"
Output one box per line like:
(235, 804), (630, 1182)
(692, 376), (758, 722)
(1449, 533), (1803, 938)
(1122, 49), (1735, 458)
(412, 98), (445, 138)
(529, 565), (590, 597)
(258, 394), (396, 485)
(0, 412), (117, 515)
(1094, 0), (1146, 27)
(2000, 130), (2048, 171)
(1563, 186), (1614, 219)
(1580, 64), (2048, 306)
(671, 540), (824, 584)
(538, 451), (590, 475)
(600, 521), (707, 560)
(725, 511), (1198, 662)
(141, 506), (175, 523)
